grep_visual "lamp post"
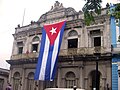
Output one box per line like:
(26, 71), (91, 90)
(96, 57), (99, 90)
(94, 53), (100, 90)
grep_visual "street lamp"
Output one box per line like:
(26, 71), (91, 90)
(73, 86), (77, 90)
(94, 53), (100, 90)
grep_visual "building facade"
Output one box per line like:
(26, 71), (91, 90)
(109, 4), (120, 90)
(118, 62), (120, 90)
(0, 68), (9, 90)
(7, 1), (112, 90)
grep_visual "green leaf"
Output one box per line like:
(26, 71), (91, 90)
(82, 0), (102, 25)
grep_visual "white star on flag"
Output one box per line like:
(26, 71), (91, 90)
(50, 27), (57, 35)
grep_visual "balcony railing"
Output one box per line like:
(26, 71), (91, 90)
(11, 47), (110, 60)
(11, 52), (39, 60)
(59, 46), (107, 56)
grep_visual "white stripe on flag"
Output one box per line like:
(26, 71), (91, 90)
(39, 34), (50, 80)
(50, 31), (60, 80)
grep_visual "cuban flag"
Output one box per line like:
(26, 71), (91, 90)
(34, 21), (66, 81)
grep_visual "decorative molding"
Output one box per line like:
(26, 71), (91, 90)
(50, 1), (64, 11)
(84, 77), (88, 80)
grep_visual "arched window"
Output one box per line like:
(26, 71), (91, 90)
(32, 36), (39, 42)
(13, 72), (20, 90)
(32, 36), (40, 52)
(68, 30), (78, 37)
(89, 70), (101, 90)
(27, 72), (35, 90)
(65, 72), (76, 88)
(68, 30), (78, 48)
(0, 79), (4, 90)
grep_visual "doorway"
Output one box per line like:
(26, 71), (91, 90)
(90, 70), (101, 90)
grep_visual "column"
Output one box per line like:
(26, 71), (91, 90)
(102, 77), (106, 90)
(21, 68), (25, 90)
(24, 77), (28, 90)
(9, 67), (13, 84)
(57, 67), (61, 87)
(79, 66), (83, 89)
(84, 77), (88, 90)
(9, 67), (14, 89)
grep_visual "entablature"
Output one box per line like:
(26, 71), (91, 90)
(86, 24), (104, 32)
(7, 53), (111, 65)
(15, 22), (39, 33)
(13, 27), (42, 40)
(65, 19), (84, 30)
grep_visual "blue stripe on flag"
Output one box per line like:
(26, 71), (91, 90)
(45, 45), (54, 80)
(34, 28), (46, 80)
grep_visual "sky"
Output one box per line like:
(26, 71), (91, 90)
(0, 0), (120, 70)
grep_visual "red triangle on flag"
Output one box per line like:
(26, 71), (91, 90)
(44, 21), (65, 45)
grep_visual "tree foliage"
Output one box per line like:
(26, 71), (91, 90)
(114, 3), (120, 42)
(112, 3), (120, 19)
(82, 0), (102, 25)
(108, 3), (120, 42)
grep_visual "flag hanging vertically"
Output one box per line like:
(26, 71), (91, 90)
(34, 21), (66, 81)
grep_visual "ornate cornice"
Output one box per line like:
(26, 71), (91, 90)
(0, 68), (9, 77)
(6, 58), (37, 65)
(58, 54), (112, 62)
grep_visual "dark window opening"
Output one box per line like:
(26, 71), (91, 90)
(27, 72), (34, 90)
(94, 37), (101, 47)
(32, 44), (38, 52)
(13, 72), (20, 90)
(0, 79), (4, 90)
(65, 72), (76, 88)
(17, 42), (23, 46)
(68, 39), (78, 48)
(91, 71), (100, 90)
(18, 47), (23, 54)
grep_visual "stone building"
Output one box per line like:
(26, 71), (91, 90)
(7, 1), (112, 90)
(0, 68), (9, 90)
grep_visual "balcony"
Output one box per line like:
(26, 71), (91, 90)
(11, 47), (110, 60)
(59, 46), (107, 56)
(11, 52), (39, 60)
